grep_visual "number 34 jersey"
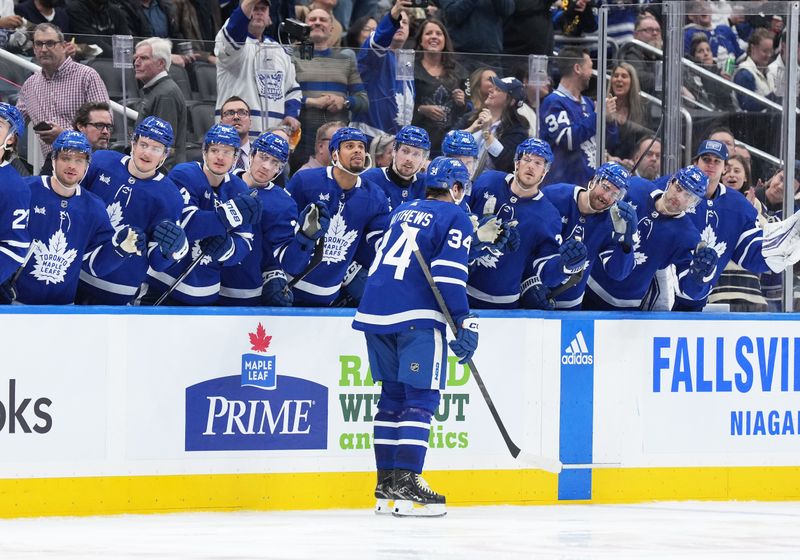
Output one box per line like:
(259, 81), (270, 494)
(353, 199), (473, 334)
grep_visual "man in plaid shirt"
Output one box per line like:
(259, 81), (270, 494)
(16, 23), (109, 160)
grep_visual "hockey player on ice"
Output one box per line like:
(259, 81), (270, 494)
(16, 131), (146, 305)
(220, 131), (330, 306)
(467, 138), (586, 309)
(362, 125), (430, 211)
(541, 162), (637, 310)
(77, 116), (189, 305)
(353, 157), (478, 517)
(286, 127), (389, 306)
(583, 165), (718, 310)
(142, 124), (262, 305)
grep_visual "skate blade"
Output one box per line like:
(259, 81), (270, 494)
(392, 499), (447, 518)
(374, 498), (393, 515)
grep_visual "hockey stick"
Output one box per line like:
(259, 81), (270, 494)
(405, 226), (563, 473)
(285, 236), (325, 293)
(154, 250), (206, 306)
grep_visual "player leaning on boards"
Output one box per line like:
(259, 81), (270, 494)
(353, 157), (478, 518)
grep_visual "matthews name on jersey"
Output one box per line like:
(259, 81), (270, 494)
(467, 171), (564, 309)
(145, 162), (254, 305)
(362, 166), (427, 211)
(18, 176), (125, 304)
(543, 183), (635, 309)
(78, 150), (185, 304)
(586, 184), (707, 310)
(353, 198), (472, 333)
(286, 167), (389, 306)
(0, 161), (32, 282)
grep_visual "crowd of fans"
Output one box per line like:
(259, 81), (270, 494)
(0, 0), (799, 311)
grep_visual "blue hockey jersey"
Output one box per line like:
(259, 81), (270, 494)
(218, 179), (316, 306)
(353, 198), (472, 333)
(145, 162), (254, 305)
(78, 150), (186, 304)
(467, 171), (564, 309)
(585, 185), (707, 310)
(18, 177), (127, 305)
(286, 167), (389, 306)
(675, 184), (769, 311)
(542, 183), (635, 309)
(0, 162), (32, 283)
(362, 167), (427, 211)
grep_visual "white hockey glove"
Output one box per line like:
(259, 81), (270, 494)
(762, 210), (800, 272)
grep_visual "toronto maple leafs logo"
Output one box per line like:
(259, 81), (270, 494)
(322, 204), (358, 264)
(190, 240), (213, 266)
(107, 201), (124, 229)
(34, 206), (46, 215)
(633, 235), (648, 266)
(99, 174), (111, 185)
(475, 252), (501, 269)
(241, 322), (277, 390)
(30, 230), (77, 285)
(581, 137), (597, 170)
(699, 224), (727, 257)
(257, 70), (285, 102)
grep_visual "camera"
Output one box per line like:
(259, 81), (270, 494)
(280, 18), (314, 60)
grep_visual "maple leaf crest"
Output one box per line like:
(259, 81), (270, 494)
(31, 230), (78, 285)
(633, 236), (648, 266)
(322, 209), (358, 264)
(475, 252), (500, 269)
(249, 322), (272, 352)
(700, 224), (727, 257)
(107, 201), (124, 229)
(190, 240), (213, 266)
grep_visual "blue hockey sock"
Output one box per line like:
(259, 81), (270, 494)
(373, 409), (400, 471)
(394, 407), (433, 474)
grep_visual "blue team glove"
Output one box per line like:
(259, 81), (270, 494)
(559, 238), (588, 274)
(342, 262), (368, 304)
(0, 278), (16, 304)
(261, 269), (293, 306)
(200, 234), (235, 263)
(449, 313), (479, 364)
(112, 226), (146, 257)
(296, 203), (331, 251)
(520, 278), (554, 310)
(689, 244), (719, 283)
(216, 194), (262, 230)
(504, 221), (521, 252)
(152, 220), (189, 260)
(610, 200), (638, 249)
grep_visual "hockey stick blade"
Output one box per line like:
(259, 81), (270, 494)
(514, 450), (563, 473)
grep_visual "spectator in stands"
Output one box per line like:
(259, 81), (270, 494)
(16, 23), (109, 162)
(65, 0), (129, 58)
(133, 37), (187, 169)
(630, 135), (661, 181)
(767, 30), (800, 101)
(683, 0), (743, 60)
(683, 35), (735, 111)
(618, 12), (663, 95)
(733, 28), (777, 112)
(298, 120), (345, 172)
(0, 4), (23, 50)
(344, 14), (377, 50)
(120, 0), (181, 40)
(503, 0), (552, 58)
(706, 126), (736, 155)
(296, 0), (344, 47)
(219, 96), (254, 172)
(412, 18), (467, 158)
(14, 0), (70, 33)
(606, 62), (652, 161)
(291, 7), (368, 171)
(334, 0), (376, 30)
(215, 0), (302, 139)
(438, 0), (513, 71)
(553, 0), (596, 41)
(40, 101), (115, 175)
(169, 0), (221, 65)
(462, 76), (528, 174)
(465, 67), (497, 115)
(368, 133), (395, 169)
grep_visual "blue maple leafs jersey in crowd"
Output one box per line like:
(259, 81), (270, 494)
(219, 179), (315, 305)
(586, 185), (707, 309)
(362, 167), (427, 211)
(287, 167), (390, 305)
(18, 177), (126, 304)
(675, 184), (769, 311)
(542, 183), (635, 309)
(77, 150), (185, 304)
(467, 171), (564, 309)
(353, 198), (472, 333)
(145, 162), (253, 305)
(539, 86), (619, 187)
(0, 162), (32, 283)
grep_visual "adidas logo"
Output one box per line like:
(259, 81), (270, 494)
(561, 331), (593, 365)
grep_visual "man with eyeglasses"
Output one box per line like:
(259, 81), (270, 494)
(617, 13), (662, 95)
(219, 96), (254, 172)
(39, 101), (114, 176)
(76, 116), (189, 305)
(16, 23), (109, 162)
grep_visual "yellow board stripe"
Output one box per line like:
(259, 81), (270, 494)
(1, 467), (799, 518)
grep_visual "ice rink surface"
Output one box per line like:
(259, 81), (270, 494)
(0, 501), (797, 559)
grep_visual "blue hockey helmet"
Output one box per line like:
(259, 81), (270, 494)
(426, 156), (471, 201)
(52, 130), (92, 156)
(134, 116), (174, 148)
(441, 130), (478, 158)
(0, 103), (24, 137)
(673, 165), (709, 199)
(594, 162), (630, 192)
(251, 131), (290, 163)
(203, 123), (240, 150)
(394, 125), (431, 151)
(515, 137), (553, 165)
(329, 126), (368, 154)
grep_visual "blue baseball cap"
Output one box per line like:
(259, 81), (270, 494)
(695, 139), (728, 161)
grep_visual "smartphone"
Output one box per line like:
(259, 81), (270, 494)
(410, 0), (429, 7)
(33, 122), (53, 132)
